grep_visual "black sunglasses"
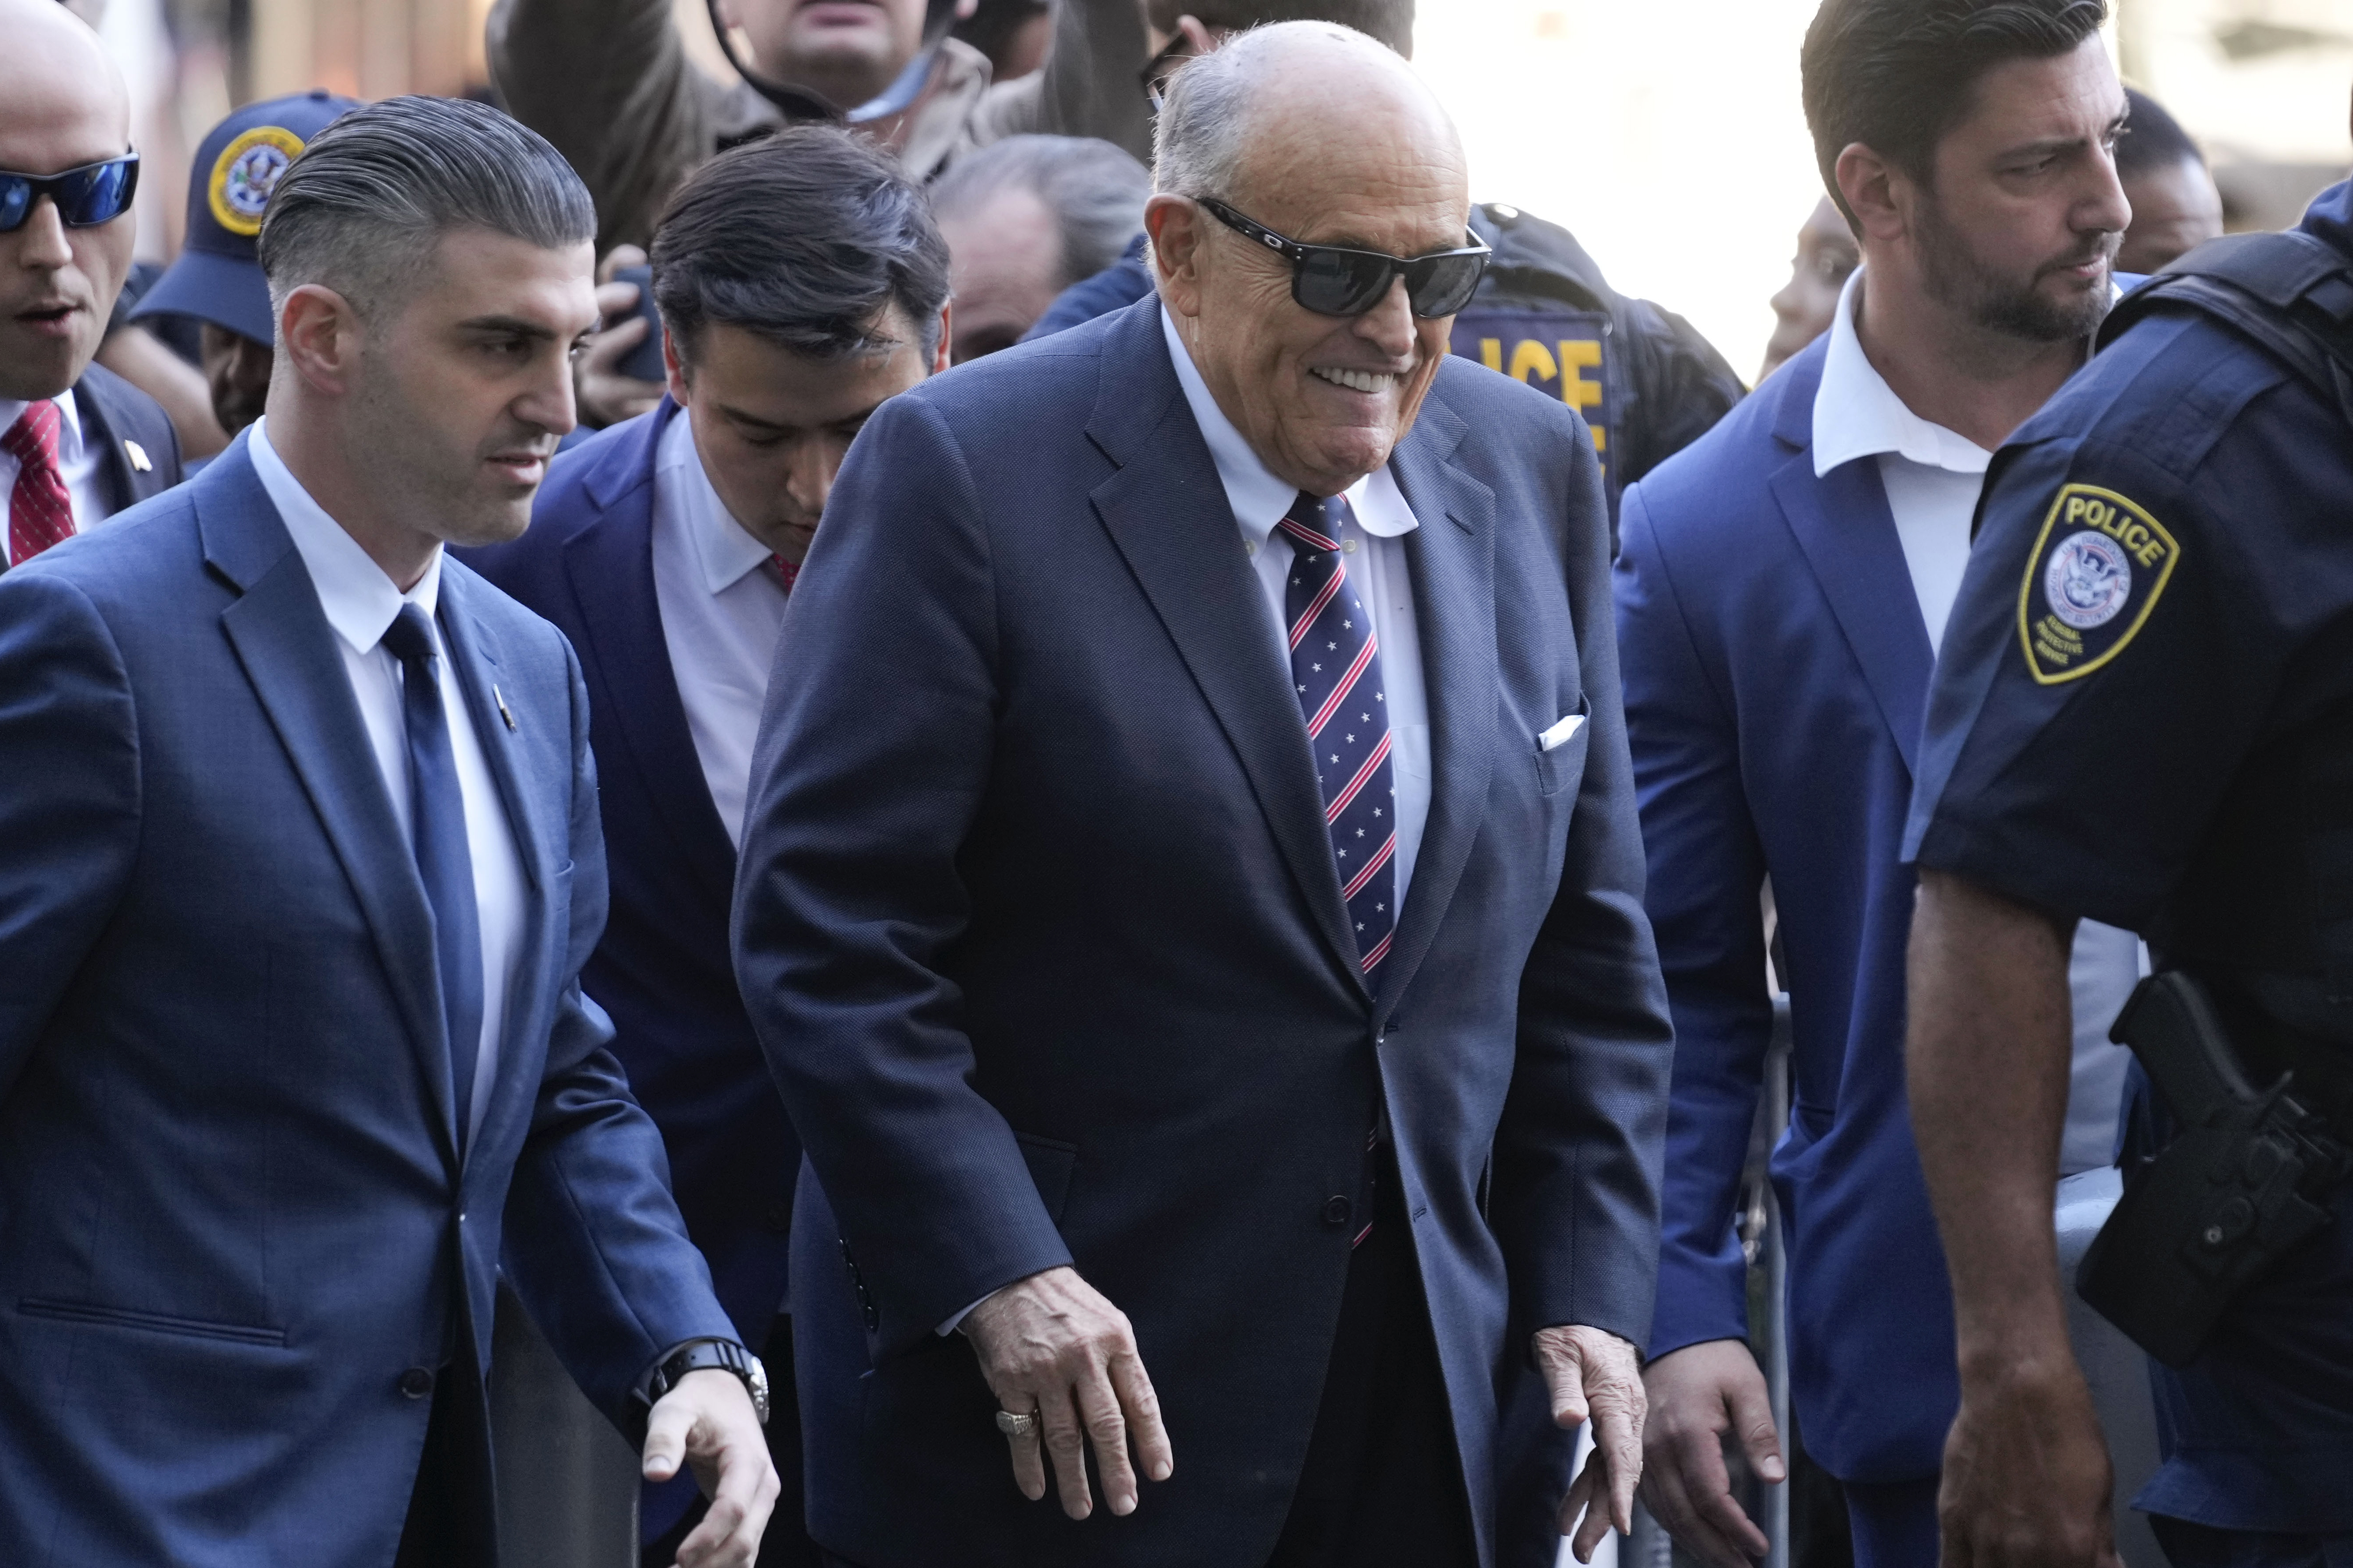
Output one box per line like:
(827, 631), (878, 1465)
(1198, 198), (1491, 320)
(0, 154), (140, 234)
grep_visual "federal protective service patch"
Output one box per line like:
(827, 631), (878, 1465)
(2016, 484), (2179, 684)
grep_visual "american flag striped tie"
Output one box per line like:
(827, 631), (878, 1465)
(1280, 491), (1395, 977)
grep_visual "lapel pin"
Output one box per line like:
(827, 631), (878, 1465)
(493, 685), (516, 731)
(123, 439), (151, 474)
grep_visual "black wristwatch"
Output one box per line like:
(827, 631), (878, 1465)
(641, 1338), (769, 1426)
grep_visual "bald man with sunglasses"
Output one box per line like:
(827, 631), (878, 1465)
(730, 23), (1669, 1568)
(0, 0), (180, 572)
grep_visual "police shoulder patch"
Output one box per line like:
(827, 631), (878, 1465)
(2016, 483), (2180, 684)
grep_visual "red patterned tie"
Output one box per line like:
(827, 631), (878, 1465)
(5, 402), (75, 565)
(771, 555), (799, 594)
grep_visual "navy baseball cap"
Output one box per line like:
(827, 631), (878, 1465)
(130, 90), (361, 346)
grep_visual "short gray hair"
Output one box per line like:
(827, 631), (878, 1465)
(931, 134), (1152, 291)
(1151, 39), (1260, 201)
(259, 95), (596, 325)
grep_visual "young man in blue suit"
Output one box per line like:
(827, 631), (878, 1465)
(0, 96), (774, 1568)
(1618, 3), (2141, 1564)
(732, 24), (1674, 1568)
(466, 124), (951, 1567)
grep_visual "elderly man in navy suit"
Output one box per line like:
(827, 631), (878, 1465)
(732, 22), (1674, 1568)
(0, 96), (774, 1568)
(467, 123), (952, 1567)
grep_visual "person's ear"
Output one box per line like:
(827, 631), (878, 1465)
(1834, 141), (1909, 249)
(277, 283), (364, 399)
(662, 323), (693, 407)
(1174, 15), (1218, 55)
(932, 302), (953, 376)
(955, 0), (979, 17)
(1144, 194), (1203, 319)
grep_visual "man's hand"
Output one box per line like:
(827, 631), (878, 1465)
(641, 1367), (779, 1568)
(1940, 1359), (2122, 1568)
(1534, 1322), (1647, 1563)
(963, 1265), (1174, 1520)
(578, 244), (665, 430)
(1638, 1339), (1784, 1568)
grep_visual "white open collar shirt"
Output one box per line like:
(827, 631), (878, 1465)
(650, 408), (792, 850)
(1810, 269), (2141, 1173)
(1, 390), (113, 565)
(250, 418), (527, 1141)
(1159, 304), (1433, 908)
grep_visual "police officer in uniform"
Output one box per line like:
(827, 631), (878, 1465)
(1903, 173), (2353, 1565)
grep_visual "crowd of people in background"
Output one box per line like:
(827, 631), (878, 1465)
(2, 0), (2346, 1567)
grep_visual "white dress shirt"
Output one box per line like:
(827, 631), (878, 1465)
(250, 418), (527, 1140)
(650, 410), (792, 849)
(1812, 268), (2138, 1168)
(1, 390), (113, 565)
(1160, 305), (1434, 908)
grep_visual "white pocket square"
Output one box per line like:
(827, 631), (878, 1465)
(1538, 714), (1586, 753)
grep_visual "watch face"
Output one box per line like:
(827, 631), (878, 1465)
(747, 1354), (771, 1425)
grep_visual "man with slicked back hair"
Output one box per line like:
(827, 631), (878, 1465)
(0, 95), (774, 1568)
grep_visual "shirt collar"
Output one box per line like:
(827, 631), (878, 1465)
(0, 389), (87, 466)
(249, 417), (442, 656)
(657, 408), (774, 595)
(1158, 305), (1419, 545)
(1812, 267), (1993, 479)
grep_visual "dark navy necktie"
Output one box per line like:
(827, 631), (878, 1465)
(1280, 491), (1396, 979)
(381, 604), (484, 1143)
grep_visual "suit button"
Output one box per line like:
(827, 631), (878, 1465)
(399, 1367), (435, 1399)
(1322, 1196), (1352, 1228)
(765, 1205), (791, 1234)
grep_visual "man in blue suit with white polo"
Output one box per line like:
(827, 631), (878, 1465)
(466, 124), (952, 1567)
(0, 97), (773, 1568)
(732, 24), (1673, 1568)
(1619, 3), (2141, 1564)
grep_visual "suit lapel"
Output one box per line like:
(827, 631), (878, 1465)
(1086, 303), (1367, 998)
(1771, 456), (1934, 776)
(1378, 396), (1496, 1016)
(436, 570), (556, 1165)
(1765, 354), (1935, 776)
(199, 441), (461, 1165)
(560, 406), (738, 909)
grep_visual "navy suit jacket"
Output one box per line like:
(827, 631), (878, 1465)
(731, 296), (1674, 1567)
(463, 399), (799, 1347)
(0, 434), (735, 1567)
(1616, 336), (1957, 1482)
(0, 365), (182, 582)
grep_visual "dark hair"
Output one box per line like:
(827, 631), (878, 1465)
(1144, 0), (1413, 57)
(651, 125), (951, 365)
(2115, 86), (2203, 178)
(259, 95), (595, 320)
(1801, 0), (2109, 225)
(931, 135), (1151, 292)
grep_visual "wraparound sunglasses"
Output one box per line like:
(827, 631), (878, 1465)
(1198, 197), (1492, 319)
(0, 154), (140, 233)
